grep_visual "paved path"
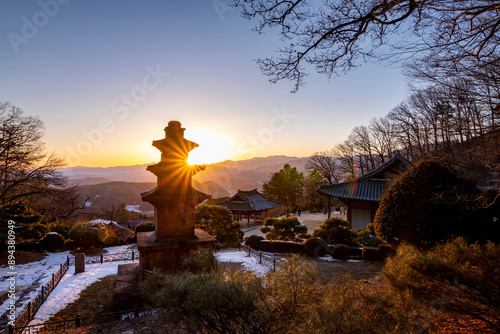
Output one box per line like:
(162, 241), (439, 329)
(241, 211), (346, 237)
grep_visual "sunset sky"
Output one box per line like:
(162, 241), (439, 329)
(0, 1), (408, 167)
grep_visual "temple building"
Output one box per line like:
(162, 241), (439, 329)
(317, 153), (412, 230)
(216, 189), (281, 226)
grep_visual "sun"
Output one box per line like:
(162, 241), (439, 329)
(186, 129), (233, 165)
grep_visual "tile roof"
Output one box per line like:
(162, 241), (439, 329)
(317, 179), (389, 202)
(359, 152), (412, 180)
(317, 152), (412, 202)
(216, 189), (281, 212)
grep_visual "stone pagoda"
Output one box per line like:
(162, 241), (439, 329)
(137, 121), (216, 278)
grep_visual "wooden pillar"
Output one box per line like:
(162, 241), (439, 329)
(327, 197), (331, 218)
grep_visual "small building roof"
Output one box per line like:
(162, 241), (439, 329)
(216, 189), (281, 212)
(317, 153), (412, 202)
(318, 179), (388, 202)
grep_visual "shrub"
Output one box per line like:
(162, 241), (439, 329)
(253, 240), (304, 254)
(384, 238), (500, 331)
(21, 223), (48, 240)
(260, 217), (307, 241)
(354, 228), (383, 247)
(304, 237), (329, 257)
(374, 160), (495, 248)
(69, 222), (108, 249)
(377, 243), (394, 258)
(331, 244), (351, 260)
(362, 246), (384, 261)
(140, 253), (431, 333)
(16, 239), (42, 252)
(244, 234), (264, 248)
(40, 232), (66, 252)
(47, 220), (72, 239)
(195, 204), (242, 243)
(349, 247), (362, 258)
(134, 221), (155, 233)
(313, 217), (358, 246)
(103, 234), (119, 247)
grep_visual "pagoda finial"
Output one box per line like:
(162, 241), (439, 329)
(165, 120), (185, 139)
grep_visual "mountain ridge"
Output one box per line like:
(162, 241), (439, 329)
(63, 155), (310, 198)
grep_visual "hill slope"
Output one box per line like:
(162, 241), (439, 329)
(64, 155), (309, 196)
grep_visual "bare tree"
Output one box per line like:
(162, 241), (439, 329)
(0, 102), (87, 220)
(305, 150), (342, 184)
(369, 116), (397, 163)
(233, 0), (500, 92)
(332, 140), (357, 180)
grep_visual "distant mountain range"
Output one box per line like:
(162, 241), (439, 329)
(63, 156), (310, 211)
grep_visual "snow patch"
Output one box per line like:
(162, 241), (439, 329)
(215, 251), (270, 276)
(125, 205), (141, 213)
(28, 260), (136, 325)
(318, 257), (361, 263)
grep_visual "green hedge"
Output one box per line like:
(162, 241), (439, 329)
(252, 240), (304, 254)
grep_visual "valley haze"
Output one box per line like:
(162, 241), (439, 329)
(63, 155), (309, 201)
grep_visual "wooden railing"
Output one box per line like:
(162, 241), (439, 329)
(8, 258), (70, 334)
(9, 307), (162, 334)
(67, 250), (138, 266)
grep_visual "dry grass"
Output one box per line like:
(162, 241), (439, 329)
(48, 275), (117, 322)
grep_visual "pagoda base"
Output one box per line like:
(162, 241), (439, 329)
(137, 229), (217, 279)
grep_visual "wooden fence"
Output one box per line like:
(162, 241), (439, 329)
(216, 242), (283, 271)
(8, 258), (70, 334)
(67, 250), (138, 266)
(6, 247), (277, 334)
(9, 307), (162, 334)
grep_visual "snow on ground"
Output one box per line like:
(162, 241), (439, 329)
(125, 205), (141, 213)
(0, 251), (72, 320)
(28, 260), (136, 326)
(1, 246), (272, 327)
(0, 245), (133, 325)
(319, 257), (361, 263)
(215, 251), (271, 276)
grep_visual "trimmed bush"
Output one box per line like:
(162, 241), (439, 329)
(196, 204), (242, 243)
(374, 160), (496, 247)
(47, 220), (72, 239)
(331, 244), (351, 260)
(377, 244), (394, 258)
(260, 217), (308, 241)
(40, 232), (66, 252)
(245, 234), (264, 248)
(304, 237), (329, 257)
(349, 247), (362, 258)
(69, 222), (108, 249)
(355, 228), (383, 247)
(253, 240), (304, 254)
(313, 217), (358, 246)
(103, 234), (119, 247)
(134, 221), (155, 233)
(362, 246), (384, 261)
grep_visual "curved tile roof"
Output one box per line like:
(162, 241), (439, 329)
(317, 152), (412, 202)
(317, 179), (388, 202)
(216, 189), (281, 212)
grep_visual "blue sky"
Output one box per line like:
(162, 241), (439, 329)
(0, 0), (408, 167)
